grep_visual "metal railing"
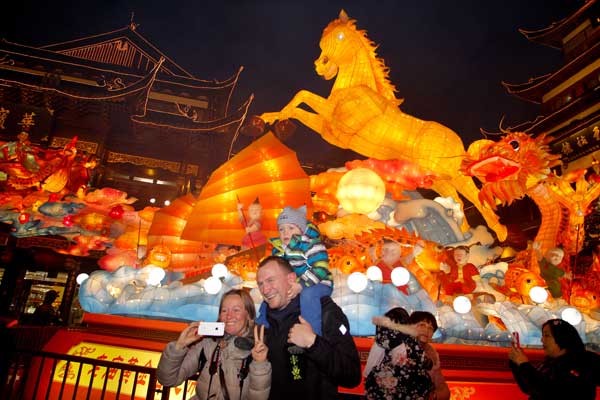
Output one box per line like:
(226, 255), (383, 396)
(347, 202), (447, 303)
(2, 350), (197, 400)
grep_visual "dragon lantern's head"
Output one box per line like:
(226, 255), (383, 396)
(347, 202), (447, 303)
(461, 132), (561, 209)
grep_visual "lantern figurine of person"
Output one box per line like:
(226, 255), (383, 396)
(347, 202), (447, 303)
(237, 197), (267, 250)
(440, 245), (479, 298)
(376, 239), (410, 295)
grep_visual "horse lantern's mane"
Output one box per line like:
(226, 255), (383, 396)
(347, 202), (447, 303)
(323, 15), (403, 107)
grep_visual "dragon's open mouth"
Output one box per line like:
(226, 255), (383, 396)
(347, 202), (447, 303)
(466, 156), (521, 182)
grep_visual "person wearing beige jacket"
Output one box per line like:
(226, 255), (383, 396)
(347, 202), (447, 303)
(158, 289), (271, 400)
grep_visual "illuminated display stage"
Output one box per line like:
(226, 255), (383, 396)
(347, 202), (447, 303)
(31, 313), (565, 400)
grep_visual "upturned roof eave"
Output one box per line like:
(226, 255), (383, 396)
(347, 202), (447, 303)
(1, 39), (240, 93)
(518, 0), (597, 48)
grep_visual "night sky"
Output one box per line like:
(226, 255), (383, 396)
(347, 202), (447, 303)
(1, 0), (581, 166)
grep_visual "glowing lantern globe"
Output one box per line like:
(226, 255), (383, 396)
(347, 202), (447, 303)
(529, 286), (548, 304)
(76, 273), (89, 285)
(204, 276), (222, 294)
(561, 307), (582, 325)
(366, 266), (383, 281)
(347, 272), (368, 293)
(336, 168), (385, 214)
(212, 263), (229, 279)
(453, 296), (471, 314)
(391, 267), (410, 286)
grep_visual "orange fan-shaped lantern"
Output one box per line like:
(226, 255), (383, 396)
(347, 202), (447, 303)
(147, 194), (217, 274)
(181, 132), (311, 245)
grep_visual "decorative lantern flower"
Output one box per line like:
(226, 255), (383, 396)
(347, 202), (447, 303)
(63, 215), (74, 227)
(48, 193), (61, 202)
(108, 205), (125, 219)
(18, 212), (30, 224)
(336, 168), (386, 214)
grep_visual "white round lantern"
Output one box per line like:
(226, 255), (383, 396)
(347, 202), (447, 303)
(390, 267), (410, 286)
(453, 296), (472, 314)
(212, 263), (229, 279)
(76, 273), (89, 285)
(347, 272), (368, 293)
(336, 168), (386, 214)
(529, 286), (548, 304)
(204, 276), (223, 294)
(366, 266), (383, 281)
(561, 307), (582, 326)
(141, 265), (166, 286)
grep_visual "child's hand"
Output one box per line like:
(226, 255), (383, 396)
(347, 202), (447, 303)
(287, 282), (303, 300)
(237, 203), (244, 211)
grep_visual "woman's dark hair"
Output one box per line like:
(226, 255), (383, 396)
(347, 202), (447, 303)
(407, 311), (438, 332)
(219, 289), (256, 321)
(384, 307), (409, 324)
(542, 318), (585, 354)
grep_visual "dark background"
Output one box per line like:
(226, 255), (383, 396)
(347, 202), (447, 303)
(1, 0), (580, 164)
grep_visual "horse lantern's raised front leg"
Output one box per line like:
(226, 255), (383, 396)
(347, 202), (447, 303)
(260, 90), (331, 129)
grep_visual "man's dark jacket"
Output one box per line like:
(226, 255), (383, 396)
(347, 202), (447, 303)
(265, 295), (361, 400)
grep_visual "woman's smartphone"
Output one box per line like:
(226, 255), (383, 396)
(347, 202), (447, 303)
(198, 322), (225, 336)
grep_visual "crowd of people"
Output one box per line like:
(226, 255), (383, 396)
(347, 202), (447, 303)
(157, 206), (600, 400)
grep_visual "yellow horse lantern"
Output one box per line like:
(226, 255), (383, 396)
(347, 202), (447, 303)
(260, 10), (506, 241)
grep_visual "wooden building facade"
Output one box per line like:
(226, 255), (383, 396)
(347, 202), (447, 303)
(503, 0), (600, 173)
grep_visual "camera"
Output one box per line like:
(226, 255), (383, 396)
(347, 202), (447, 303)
(198, 322), (225, 336)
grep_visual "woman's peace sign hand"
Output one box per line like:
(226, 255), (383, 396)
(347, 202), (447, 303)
(251, 324), (268, 363)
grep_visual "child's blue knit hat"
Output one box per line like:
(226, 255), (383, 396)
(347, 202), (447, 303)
(277, 205), (307, 232)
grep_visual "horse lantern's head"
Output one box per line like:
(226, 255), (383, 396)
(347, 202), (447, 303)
(315, 10), (361, 80)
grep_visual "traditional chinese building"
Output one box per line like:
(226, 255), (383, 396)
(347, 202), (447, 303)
(0, 22), (251, 206)
(503, 0), (600, 173)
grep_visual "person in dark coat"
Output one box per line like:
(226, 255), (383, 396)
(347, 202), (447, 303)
(509, 318), (600, 399)
(256, 255), (361, 400)
(31, 290), (61, 325)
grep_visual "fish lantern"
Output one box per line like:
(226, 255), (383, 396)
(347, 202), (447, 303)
(336, 168), (385, 214)
(108, 205), (124, 219)
(146, 244), (172, 269)
(18, 213), (30, 224)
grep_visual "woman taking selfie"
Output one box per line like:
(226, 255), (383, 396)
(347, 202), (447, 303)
(508, 318), (600, 399)
(158, 289), (271, 400)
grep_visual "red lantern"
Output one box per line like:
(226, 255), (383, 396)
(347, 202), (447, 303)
(18, 213), (30, 224)
(63, 215), (74, 227)
(48, 193), (61, 202)
(109, 205), (124, 219)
